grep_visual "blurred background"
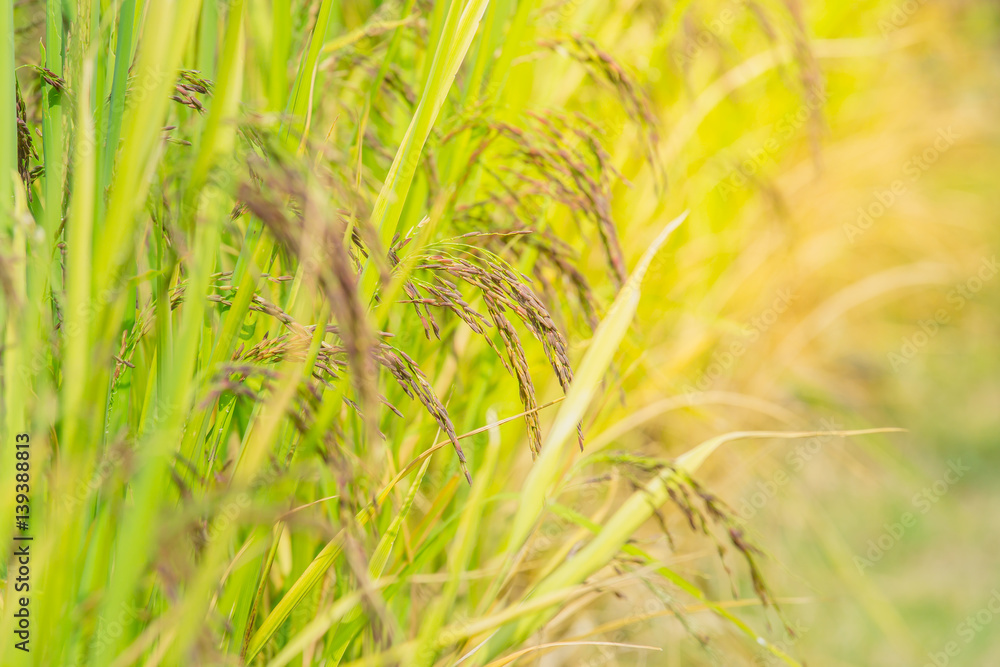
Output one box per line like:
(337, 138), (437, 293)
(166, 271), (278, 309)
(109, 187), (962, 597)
(554, 1), (1000, 664)
(504, 0), (1000, 667)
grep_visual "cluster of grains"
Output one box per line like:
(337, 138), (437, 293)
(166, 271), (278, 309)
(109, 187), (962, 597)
(399, 238), (579, 456)
(235, 155), (477, 480)
(170, 70), (213, 114)
(538, 34), (663, 191)
(15, 82), (38, 191)
(450, 111), (631, 289)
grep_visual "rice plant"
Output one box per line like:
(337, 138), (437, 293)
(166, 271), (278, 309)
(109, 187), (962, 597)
(2, 0), (995, 665)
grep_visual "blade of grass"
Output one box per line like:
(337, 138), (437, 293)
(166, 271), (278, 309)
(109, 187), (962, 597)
(410, 410), (502, 667)
(359, 0), (492, 303)
(506, 211), (688, 553)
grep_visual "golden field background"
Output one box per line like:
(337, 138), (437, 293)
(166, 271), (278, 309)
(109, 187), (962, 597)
(560, 1), (1000, 664)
